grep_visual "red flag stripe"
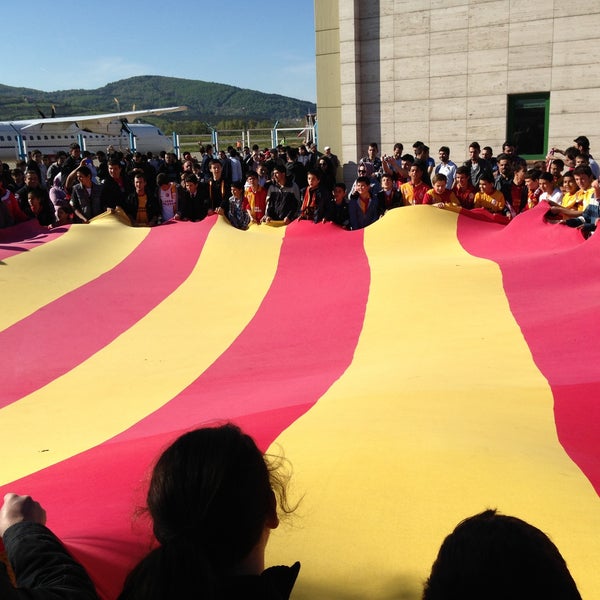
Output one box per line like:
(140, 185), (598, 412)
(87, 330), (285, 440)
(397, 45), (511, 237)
(0, 220), (214, 408)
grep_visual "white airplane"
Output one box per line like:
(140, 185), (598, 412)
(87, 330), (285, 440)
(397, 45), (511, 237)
(0, 106), (187, 162)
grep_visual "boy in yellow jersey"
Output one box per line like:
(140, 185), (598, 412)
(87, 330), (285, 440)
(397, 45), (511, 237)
(547, 167), (597, 222)
(426, 173), (460, 208)
(560, 172), (579, 209)
(473, 173), (506, 214)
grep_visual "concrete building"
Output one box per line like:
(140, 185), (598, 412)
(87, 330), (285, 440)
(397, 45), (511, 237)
(315, 0), (600, 182)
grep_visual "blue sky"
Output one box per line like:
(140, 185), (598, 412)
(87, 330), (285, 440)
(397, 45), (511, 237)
(2, 1), (316, 103)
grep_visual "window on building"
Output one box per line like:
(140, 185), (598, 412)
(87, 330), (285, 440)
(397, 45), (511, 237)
(506, 93), (550, 160)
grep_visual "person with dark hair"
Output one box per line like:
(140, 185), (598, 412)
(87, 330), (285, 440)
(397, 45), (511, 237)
(131, 152), (157, 195)
(452, 166), (476, 209)
(473, 172), (506, 215)
(0, 493), (99, 600)
(570, 164), (595, 209)
(17, 170), (51, 215)
(524, 168), (542, 210)
(264, 165), (299, 224)
(538, 171), (563, 205)
(155, 173), (179, 222)
(178, 173), (208, 222)
(464, 142), (492, 188)
(426, 173), (460, 208)
(422, 509), (582, 600)
(60, 143), (82, 183)
(494, 153), (513, 206)
(299, 169), (330, 222)
(547, 174), (599, 235)
(206, 160), (231, 215)
(434, 146), (457, 189)
(244, 171), (267, 224)
(315, 156), (335, 192)
(348, 175), (379, 230)
(415, 144), (434, 184)
(26, 187), (57, 227)
(400, 161), (431, 205)
(573, 135), (600, 178)
(26, 149), (45, 186)
(481, 146), (497, 172)
(285, 147), (308, 191)
(359, 143), (382, 182)
(101, 159), (129, 210)
(377, 173), (404, 215)
(70, 166), (106, 223)
(123, 171), (161, 226)
(382, 143), (407, 183)
(46, 151), (68, 188)
(118, 423), (299, 600)
(158, 152), (182, 184)
(10, 168), (25, 194)
(218, 180), (250, 230)
(329, 182), (350, 227)
(550, 159), (565, 188)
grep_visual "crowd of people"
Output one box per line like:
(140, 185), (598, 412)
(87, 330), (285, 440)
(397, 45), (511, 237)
(0, 423), (584, 599)
(1, 135), (598, 237)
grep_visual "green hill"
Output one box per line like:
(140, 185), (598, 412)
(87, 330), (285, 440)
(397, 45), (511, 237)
(0, 76), (316, 134)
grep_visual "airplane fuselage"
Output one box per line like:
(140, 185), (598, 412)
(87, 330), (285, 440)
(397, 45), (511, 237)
(0, 121), (174, 163)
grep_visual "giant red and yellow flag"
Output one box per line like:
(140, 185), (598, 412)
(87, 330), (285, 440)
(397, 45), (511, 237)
(1, 205), (599, 599)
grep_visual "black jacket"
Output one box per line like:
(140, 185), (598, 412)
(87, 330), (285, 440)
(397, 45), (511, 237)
(1, 522), (99, 600)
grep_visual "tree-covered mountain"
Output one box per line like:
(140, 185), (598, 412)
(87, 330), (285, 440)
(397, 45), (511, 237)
(0, 76), (316, 134)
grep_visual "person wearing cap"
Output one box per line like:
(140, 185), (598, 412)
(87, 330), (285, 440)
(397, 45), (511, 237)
(323, 146), (339, 170)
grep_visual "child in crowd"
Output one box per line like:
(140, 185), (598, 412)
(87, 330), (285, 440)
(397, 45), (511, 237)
(451, 166), (476, 209)
(473, 173), (506, 215)
(51, 204), (75, 227)
(221, 181), (250, 230)
(348, 176), (379, 230)
(572, 165), (595, 210)
(507, 163), (527, 216)
(244, 170), (267, 224)
(299, 169), (329, 223)
(400, 161), (430, 205)
(425, 173), (460, 208)
(377, 173), (403, 215)
(538, 171), (563, 205)
(329, 182), (350, 228)
(560, 171), (580, 210)
(156, 173), (179, 222)
(524, 169), (542, 210)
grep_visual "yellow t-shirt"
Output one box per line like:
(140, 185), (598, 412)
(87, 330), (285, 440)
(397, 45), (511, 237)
(473, 190), (505, 213)
(561, 192), (581, 210)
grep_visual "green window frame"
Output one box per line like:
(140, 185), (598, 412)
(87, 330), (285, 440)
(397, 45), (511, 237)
(506, 93), (550, 160)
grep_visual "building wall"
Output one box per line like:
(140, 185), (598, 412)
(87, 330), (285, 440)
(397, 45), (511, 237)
(315, 0), (600, 180)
